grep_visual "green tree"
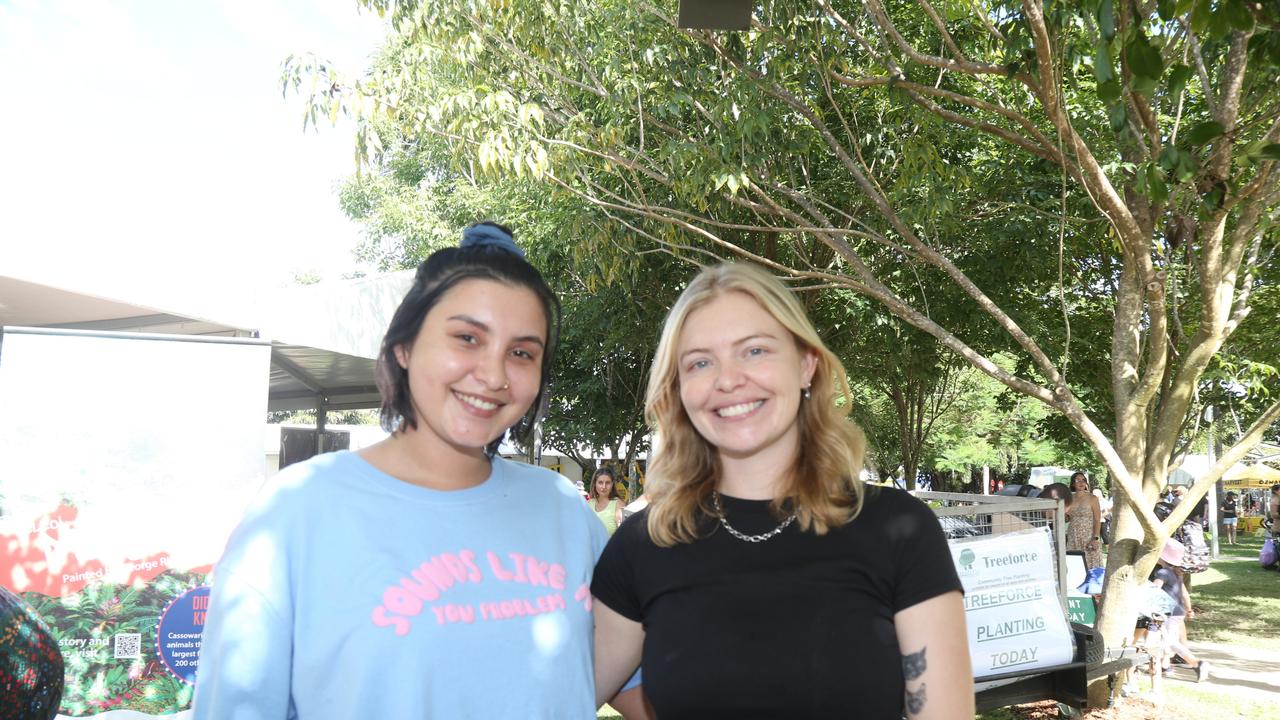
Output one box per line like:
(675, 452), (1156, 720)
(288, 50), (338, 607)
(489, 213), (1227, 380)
(293, 1), (1280, 698)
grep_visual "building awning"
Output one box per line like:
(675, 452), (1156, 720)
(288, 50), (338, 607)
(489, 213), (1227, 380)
(0, 273), (413, 412)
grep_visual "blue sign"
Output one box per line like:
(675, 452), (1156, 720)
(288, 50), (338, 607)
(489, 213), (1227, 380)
(154, 586), (211, 684)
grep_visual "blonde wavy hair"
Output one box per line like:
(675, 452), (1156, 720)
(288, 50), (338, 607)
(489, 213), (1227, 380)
(645, 262), (867, 547)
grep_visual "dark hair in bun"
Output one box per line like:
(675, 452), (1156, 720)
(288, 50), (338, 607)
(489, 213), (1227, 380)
(375, 221), (560, 455)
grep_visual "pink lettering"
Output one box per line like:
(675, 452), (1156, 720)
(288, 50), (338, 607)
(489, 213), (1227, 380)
(403, 572), (442, 602)
(548, 563), (566, 590)
(442, 553), (469, 582)
(421, 557), (456, 592)
(487, 551), (515, 581)
(428, 603), (478, 624)
(508, 553), (528, 582)
(574, 583), (592, 611)
(384, 586), (422, 616)
(460, 549), (483, 582)
(524, 557), (549, 586)
(372, 607), (411, 636)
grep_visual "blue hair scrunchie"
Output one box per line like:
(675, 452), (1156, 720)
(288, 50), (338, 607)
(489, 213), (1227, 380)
(460, 223), (525, 259)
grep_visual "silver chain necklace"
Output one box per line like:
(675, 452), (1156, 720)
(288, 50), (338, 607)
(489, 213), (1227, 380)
(711, 492), (796, 543)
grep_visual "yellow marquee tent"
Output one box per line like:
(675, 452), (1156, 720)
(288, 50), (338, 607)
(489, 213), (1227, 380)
(1222, 463), (1280, 490)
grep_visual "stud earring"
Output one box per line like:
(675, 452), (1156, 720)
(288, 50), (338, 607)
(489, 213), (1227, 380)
(802, 384), (811, 400)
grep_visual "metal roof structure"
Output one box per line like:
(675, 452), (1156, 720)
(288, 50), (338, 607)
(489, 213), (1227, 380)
(0, 272), (414, 412)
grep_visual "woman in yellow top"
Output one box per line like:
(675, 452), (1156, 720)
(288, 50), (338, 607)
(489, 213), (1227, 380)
(591, 466), (625, 534)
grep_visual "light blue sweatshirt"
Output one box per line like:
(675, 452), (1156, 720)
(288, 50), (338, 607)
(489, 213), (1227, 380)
(191, 451), (606, 719)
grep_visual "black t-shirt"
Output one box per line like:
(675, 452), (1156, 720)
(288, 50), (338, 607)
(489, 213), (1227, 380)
(591, 486), (963, 720)
(1222, 497), (1237, 518)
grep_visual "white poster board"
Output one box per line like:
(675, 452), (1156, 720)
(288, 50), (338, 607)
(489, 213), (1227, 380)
(950, 528), (1074, 677)
(0, 327), (270, 717)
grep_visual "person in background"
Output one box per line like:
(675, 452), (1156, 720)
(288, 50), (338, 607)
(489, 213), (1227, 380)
(1269, 484), (1280, 538)
(1065, 473), (1104, 569)
(1221, 491), (1238, 546)
(1151, 539), (1210, 682)
(1037, 482), (1072, 507)
(0, 585), (64, 720)
(192, 223), (611, 719)
(591, 466), (625, 535)
(1094, 488), (1113, 544)
(591, 262), (972, 720)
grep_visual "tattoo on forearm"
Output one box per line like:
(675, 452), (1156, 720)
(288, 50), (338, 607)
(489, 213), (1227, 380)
(906, 684), (927, 715)
(902, 647), (927, 681)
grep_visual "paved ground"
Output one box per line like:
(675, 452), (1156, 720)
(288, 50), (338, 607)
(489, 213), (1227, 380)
(1176, 639), (1280, 703)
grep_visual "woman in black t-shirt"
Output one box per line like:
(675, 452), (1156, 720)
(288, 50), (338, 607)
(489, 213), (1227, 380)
(591, 263), (972, 720)
(1221, 491), (1238, 545)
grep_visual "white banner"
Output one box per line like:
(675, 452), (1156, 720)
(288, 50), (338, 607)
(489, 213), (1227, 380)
(949, 528), (1073, 677)
(0, 328), (270, 717)
(950, 527), (1056, 592)
(962, 579), (1075, 675)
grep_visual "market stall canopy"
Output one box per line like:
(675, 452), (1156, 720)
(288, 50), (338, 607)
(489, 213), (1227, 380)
(1166, 467), (1196, 487)
(0, 273), (413, 412)
(1246, 441), (1280, 465)
(1223, 462), (1280, 490)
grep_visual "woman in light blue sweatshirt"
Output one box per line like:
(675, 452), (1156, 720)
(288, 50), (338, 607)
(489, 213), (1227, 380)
(192, 223), (607, 719)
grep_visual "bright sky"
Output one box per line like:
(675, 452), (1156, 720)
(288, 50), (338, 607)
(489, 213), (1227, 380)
(0, 0), (387, 316)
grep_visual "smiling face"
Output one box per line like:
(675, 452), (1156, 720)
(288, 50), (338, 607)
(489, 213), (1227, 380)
(675, 291), (817, 465)
(393, 278), (547, 455)
(1071, 474), (1089, 492)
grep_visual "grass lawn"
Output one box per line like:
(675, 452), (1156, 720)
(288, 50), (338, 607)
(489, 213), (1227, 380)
(1186, 532), (1280, 651)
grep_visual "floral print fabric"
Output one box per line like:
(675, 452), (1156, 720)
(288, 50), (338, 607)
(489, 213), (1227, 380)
(1, 585), (64, 720)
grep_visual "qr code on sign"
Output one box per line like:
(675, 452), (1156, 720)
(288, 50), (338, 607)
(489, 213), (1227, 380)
(114, 633), (142, 659)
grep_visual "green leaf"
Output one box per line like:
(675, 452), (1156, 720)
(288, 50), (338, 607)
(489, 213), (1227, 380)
(1183, 121), (1226, 146)
(1172, 149), (1198, 183)
(1098, 80), (1121, 103)
(1222, 0), (1255, 32)
(1125, 34), (1163, 84)
(1202, 183), (1225, 210)
(1097, 0), (1116, 41)
(1148, 167), (1170, 204)
(1156, 147), (1198, 184)
(1093, 42), (1114, 86)
(1109, 103), (1128, 133)
(1190, 0), (1213, 35)
(1131, 73), (1159, 97)
(1156, 0), (1176, 21)
(1166, 64), (1193, 98)
(1252, 143), (1280, 162)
